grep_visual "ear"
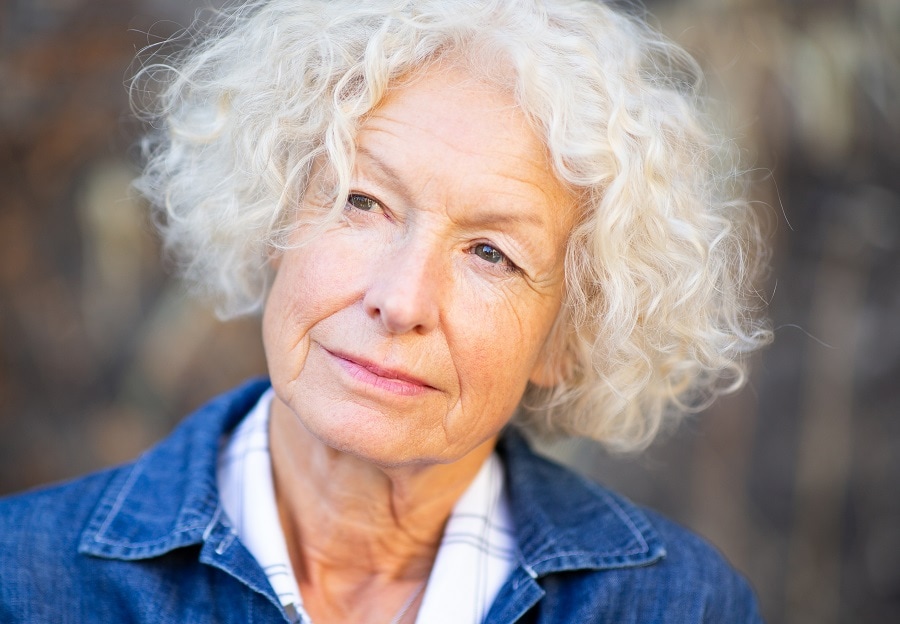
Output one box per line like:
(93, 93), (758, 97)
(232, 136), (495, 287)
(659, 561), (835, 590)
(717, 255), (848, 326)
(528, 318), (572, 388)
(267, 247), (284, 271)
(529, 355), (563, 387)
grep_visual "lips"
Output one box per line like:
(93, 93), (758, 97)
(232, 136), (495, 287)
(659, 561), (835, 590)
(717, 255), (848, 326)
(323, 346), (435, 396)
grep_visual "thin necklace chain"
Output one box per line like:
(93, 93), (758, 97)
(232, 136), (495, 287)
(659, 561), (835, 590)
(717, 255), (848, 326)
(389, 581), (426, 624)
(285, 580), (427, 624)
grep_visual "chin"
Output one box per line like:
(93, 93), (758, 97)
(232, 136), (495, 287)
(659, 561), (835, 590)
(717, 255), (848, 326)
(303, 409), (436, 466)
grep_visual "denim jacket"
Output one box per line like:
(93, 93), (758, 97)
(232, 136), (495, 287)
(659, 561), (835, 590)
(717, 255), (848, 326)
(0, 379), (763, 623)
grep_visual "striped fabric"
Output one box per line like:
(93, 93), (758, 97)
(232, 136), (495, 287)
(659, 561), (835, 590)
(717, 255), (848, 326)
(216, 389), (517, 624)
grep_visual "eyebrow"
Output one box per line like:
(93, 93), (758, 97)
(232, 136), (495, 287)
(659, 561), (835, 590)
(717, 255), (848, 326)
(354, 145), (551, 230)
(355, 144), (417, 210)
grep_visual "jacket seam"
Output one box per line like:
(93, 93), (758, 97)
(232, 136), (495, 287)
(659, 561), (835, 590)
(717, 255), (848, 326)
(599, 489), (652, 554)
(91, 455), (147, 542)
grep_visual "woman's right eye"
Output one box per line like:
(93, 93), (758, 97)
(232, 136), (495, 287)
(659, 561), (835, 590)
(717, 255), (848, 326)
(346, 193), (382, 213)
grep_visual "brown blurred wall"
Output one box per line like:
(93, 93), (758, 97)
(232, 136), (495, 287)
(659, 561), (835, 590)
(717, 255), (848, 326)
(1, 1), (898, 623)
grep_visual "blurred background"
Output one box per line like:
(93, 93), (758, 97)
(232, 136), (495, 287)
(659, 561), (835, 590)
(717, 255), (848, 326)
(0, 0), (897, 622)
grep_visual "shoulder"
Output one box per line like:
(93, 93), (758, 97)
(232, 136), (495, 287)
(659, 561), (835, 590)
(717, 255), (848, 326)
(0, 379), (272, 622)
(0, 379), (268, 558)
(496, 429), (763, 623)
(0, 467), (126, 620)
(0, 469), (119, 544)
(638, 509), (764, 623)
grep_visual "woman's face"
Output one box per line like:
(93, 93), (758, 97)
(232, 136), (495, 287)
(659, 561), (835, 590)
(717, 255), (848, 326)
(264, 67), (576, 467)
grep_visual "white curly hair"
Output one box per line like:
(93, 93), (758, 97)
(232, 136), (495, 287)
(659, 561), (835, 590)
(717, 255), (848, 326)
(133, 0), (772, 451)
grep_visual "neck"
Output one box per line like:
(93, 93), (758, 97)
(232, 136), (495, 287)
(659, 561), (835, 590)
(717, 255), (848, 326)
(269, 396), (495, 621)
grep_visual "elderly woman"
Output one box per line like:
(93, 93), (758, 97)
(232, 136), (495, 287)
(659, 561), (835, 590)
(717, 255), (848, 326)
(0, 0), (771, 622)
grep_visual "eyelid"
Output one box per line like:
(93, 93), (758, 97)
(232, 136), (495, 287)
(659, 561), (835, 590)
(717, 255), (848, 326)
(345, 191), (525, 277)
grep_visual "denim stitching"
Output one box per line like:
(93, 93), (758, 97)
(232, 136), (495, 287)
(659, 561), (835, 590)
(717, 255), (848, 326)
(93, 455), (147, 542)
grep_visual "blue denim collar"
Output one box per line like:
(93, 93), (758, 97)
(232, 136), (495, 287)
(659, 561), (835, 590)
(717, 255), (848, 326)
(498, 430), (666, 574)
(78, 379), (665, 575)
(77, 379), (268, 561)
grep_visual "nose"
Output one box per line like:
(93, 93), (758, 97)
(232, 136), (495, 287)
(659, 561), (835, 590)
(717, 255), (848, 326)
(363, 238), (442, 335)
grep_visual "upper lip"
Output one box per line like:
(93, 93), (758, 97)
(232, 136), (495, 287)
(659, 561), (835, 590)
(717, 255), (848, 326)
(325, 348), (434, 388)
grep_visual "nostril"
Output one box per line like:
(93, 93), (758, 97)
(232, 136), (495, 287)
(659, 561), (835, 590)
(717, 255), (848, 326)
(362, 248), (441, 335)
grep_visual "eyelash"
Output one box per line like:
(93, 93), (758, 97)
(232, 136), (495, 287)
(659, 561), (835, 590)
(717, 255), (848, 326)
(345, 193), (522, 275)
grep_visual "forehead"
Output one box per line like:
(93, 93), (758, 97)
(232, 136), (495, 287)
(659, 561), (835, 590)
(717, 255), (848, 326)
(353, 66), (575, 229)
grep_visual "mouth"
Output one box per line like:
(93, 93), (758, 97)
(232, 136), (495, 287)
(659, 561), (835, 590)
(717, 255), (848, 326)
(323, 347), (435, 396)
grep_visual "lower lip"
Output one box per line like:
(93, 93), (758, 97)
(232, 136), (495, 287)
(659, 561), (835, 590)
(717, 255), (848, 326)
(327, 350), (432, 398)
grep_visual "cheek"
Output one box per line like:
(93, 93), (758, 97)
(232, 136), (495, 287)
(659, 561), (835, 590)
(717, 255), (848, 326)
(448, 287), (555, 417)
(262, 240), (367, 386)
(262, 265), (312, 390)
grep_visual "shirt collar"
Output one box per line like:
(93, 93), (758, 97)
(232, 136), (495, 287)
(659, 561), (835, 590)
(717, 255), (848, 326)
(219, 388), (518, 624)
(216, 388), (302, 611)
(78, 379), (665, 576)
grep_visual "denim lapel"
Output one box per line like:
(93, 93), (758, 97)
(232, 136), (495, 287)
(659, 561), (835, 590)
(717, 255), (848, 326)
(77, 378), (271, 560)
(498, 428), (667, 576)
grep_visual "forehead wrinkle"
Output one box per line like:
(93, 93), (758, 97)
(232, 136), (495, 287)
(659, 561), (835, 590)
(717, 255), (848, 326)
(356, 125), (471, 212)
(354, 136), (418, 209)
(357, 95), (572, 272)
(363, 102), (547, 182)
(358, 128), (560, 230)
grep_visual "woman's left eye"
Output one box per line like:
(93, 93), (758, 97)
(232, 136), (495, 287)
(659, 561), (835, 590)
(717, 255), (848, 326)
(472, 243), (519, 273)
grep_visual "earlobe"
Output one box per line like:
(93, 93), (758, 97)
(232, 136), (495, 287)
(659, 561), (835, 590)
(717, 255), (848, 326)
(529, 311), (572, 388)
(529, 335), (573, 388)
(267, 248), (283, 271)
(529, 358), (559, 387)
